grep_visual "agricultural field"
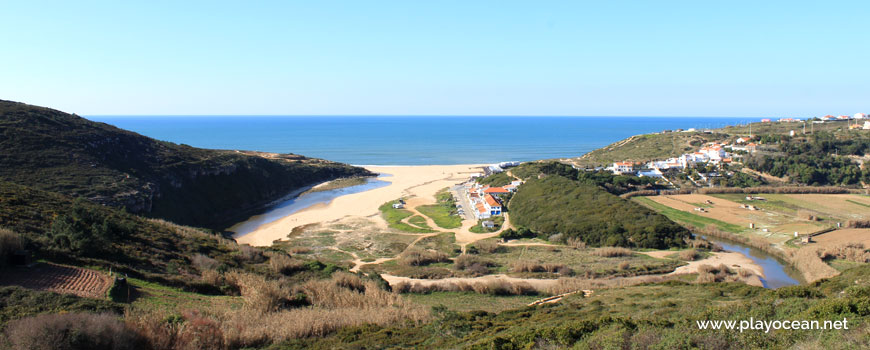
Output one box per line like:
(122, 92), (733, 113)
(633, 194), (869, 245)
(0, 263), (111, 299)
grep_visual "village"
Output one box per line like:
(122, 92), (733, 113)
(602, 113), (870, 188)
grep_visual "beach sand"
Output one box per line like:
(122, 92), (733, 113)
(234, 164), (484, 246)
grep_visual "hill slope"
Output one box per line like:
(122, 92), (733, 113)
(0, 100), (371, 228)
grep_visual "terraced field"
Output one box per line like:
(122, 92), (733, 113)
(0, 263), (111, 299)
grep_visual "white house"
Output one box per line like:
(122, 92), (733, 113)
(610, 161), (635, 174)
(483, 194), (502, 216)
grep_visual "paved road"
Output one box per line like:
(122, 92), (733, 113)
(450, 183), (477, 221)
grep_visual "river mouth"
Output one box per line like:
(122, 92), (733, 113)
(228, 176), (390, 237)
(700, 235), (803, 289)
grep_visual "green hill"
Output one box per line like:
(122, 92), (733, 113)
(507, 162), (690, 249)
(0, 100), (371, 228)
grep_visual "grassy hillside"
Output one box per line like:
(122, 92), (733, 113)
(505, 162), (689, 248)
(284, 265), (870, 349)
(0, 100), (371, 228)
(572, 131), (729, 167)
(0, 181), (244, 285)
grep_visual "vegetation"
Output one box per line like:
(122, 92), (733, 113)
(0, 100), (371, 228)
(743, 132), (870, 186)
(378, 201), (436, 233)
(0, 228), (23, 267)
(476, 172), (513, 187)
(417, 189), (461, 229)
(633, 196), (745, 233)
(271, 265), (870, 349)
(509, 168), (690, 248)
(571, 131), (729, 167)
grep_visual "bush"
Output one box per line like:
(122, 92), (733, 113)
(268, 253), (306, 275)
(471, 240), (501, 254)
(591, 247), (633, 257)
(191, 254), (220, 271)
(509, 174), (689, 249)
(398, 249), (449, 266)
(678, 249), (700, 261)
(0, 228), (24, 266)
(225, 271), (290, 313)
(3, 312), (146, 350)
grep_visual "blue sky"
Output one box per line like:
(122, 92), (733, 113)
(1, 1), (868, 116)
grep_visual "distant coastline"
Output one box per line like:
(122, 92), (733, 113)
(88, 116), (751, 165)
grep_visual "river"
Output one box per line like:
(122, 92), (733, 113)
(228, 176), (390, 237)
(701, 235), (802, 289)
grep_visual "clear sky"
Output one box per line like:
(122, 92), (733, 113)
(1, 1), (868, 116)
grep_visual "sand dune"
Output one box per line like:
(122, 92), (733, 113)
(234, 164), (483, 246)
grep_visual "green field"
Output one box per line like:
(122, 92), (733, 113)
(417, 205), (462, 229)
(633, 196), (745, 233)
(379, 200), (436, 233)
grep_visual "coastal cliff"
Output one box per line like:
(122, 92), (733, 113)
(0, 100), (373, 228)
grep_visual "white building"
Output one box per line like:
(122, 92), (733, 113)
(610, 161), (634, 174)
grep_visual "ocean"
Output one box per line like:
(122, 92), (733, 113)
(86, 116), (752, 165)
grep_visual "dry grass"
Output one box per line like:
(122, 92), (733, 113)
(792, 247), (840, 282)
(818, 243), (870, 263)
(236, 245), (266, 264)
(394, 279), (538, 296)
(695, 264), (741, 283)
(509, 260), (570, 275)
(453, 254), (495, 276)
(566, 237), (586, 249)
(618, 261), (631, 270)
(287, 246), (313, 254)
(591, 247), (633, 257)
(200, 269), (224, 286)
(398, 249), (449, 266)
(678, 249), (701, 261)
(4, 312), (145, 350)
(0, 227), (24, 266)
(191, 254), (220, 271)
(267, 252), (306, 275)
(546, 275), (679, 295)
(797, 210), (820, 221)
(225, 271), (289, 313)
(128, 272), (430, 349)
(472, 240), (501, 254)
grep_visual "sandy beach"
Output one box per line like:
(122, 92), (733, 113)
(234, 164), (484, 246)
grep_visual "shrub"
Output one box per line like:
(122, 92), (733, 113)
(618, 261), (630, 270)
(3, 312), (145, 350)
(0, 227), (24, 266)
(225, 271), (289, 313)
(566, 237), (586, 249)
(398, 249), (449, 266)
(191, 254), (219, 271)
(818, 243), (870, 263)
(267, 253), (306, 275)
(235, 245), (266, 264)
(592, 247), (633, 257)
(775, 285), (824, 299)
(678, 249), (700, 261)
(453, 255), (495, 274)
(472, 240), (501, 254)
